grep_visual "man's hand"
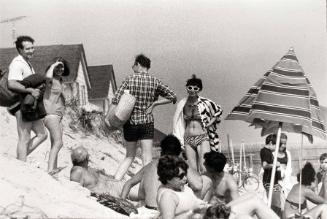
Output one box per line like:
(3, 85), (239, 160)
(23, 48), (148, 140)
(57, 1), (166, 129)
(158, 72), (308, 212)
(28, 88), (40, 99)
(146, 104), (154, 114)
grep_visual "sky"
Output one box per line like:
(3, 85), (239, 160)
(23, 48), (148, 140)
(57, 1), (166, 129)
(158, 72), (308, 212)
(1, 0), (326, 146)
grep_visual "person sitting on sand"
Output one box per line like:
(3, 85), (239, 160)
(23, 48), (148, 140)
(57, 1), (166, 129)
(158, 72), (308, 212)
(156, 155), (208, 219)
(284, 162), (327, 219)
(201, 192), (279, 219)
(70, 146), (124, 198)
(121, 135), (202, 211)
(196, 151), (239, 204)
(317, 153), (327, 200)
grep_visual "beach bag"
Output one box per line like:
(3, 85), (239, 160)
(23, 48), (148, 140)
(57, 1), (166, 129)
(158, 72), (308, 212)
(107, 91), (136, 128)
(0, 69), (20, 107)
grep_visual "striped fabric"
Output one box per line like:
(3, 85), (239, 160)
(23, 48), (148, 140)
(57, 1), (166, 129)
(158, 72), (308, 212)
(226, 48), (326, 142)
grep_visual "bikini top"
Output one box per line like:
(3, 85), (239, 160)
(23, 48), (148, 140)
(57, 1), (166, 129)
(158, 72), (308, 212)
(183, 103), (202, 122)
(277, 152), (288, 165)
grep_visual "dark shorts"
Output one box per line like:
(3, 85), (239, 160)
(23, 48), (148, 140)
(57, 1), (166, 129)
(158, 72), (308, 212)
(123, 122), (154, 142)
(7, 102), (21, 116)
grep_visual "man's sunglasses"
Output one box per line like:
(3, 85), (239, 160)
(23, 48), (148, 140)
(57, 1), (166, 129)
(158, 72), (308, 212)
(176, 172), (186, 179)
(187, 86), (200, 92)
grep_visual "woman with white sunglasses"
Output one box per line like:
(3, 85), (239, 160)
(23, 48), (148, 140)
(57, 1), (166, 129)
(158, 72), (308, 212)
(173, 75), (222, 173)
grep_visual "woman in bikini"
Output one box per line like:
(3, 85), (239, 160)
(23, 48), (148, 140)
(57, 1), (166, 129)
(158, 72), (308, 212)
(284, 162), (327, 219)
(173, 75), (222, 173)
(43, 57), (69, 174)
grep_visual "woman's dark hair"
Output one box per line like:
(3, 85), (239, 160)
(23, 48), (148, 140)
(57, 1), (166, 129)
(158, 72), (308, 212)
(45, 57), (70, 77)
(15, 35), (34, 51)
(204, 151), (227, 173)
(186, 74), (203, 91)
(157, 155), (188, 185)
(135, 54), (151, 69)
(203, 204), (231, 219)
(281, 133), (288, 140)
(160, 134), (182, 156)
(297, 162), (316, 186)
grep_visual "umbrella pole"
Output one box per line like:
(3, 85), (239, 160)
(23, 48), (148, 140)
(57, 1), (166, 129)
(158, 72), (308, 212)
(239, 142), (243, 187)
(267, 122), (282, 207)
(298, 134), (304, 215)
(242, 141), (247, 170)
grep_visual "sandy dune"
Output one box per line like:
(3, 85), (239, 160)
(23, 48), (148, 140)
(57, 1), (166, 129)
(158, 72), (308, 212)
(0, 107), (142, 218)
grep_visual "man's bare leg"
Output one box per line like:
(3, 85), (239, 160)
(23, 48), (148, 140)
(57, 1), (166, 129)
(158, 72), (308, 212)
(140, 139), (153, 166)
(15, 110), (33, 161)
(114, 141), (137, 180)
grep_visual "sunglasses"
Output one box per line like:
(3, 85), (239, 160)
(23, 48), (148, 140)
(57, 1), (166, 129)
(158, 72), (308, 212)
(187, 86), (200, 92)
(176, 172), (186, 179)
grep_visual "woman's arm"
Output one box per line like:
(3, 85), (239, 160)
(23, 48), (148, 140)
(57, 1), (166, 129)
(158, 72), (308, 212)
(319, 172), (327, 200)
(187, 166), (203, 192)
(159, 191), (178, 219)
(120, 167), (145, 199)
(284, 150), (292, 178)
(45, 61), (62, 78)
(305, 188), (326, 204)
(205, 117), (218, 128)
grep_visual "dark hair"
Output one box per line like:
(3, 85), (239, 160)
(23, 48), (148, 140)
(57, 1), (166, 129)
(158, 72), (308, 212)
(204, 151), (227, 173)
(265, 134), (277, 145)
(157, 155), (188, 185)
(297, 162), (316, 186)
(280, 133), (288, 140)
(15, 35), (34, 52)
(135, 54), (151, 69)
(160, 135), (182, 156)
(203, 204), (231, 219)
(186, 74), (203, 91)
(45, 57), (70, 77)
(320, 153), (327, 162)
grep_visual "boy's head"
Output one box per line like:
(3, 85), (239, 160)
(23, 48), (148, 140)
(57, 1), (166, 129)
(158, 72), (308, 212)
(71, 146), (89, 166)
(204, 151), (227, 173)
(265, 134), (277, 145)
(160, 134), (182, 156)
(320, 153), (327, 171)
(134, 54), (151, 69)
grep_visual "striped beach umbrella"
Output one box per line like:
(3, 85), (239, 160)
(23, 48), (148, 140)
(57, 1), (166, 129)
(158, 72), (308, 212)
(225, 47), (326, 208)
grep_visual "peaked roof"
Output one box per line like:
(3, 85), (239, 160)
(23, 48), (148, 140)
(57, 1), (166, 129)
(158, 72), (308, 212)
(88, 65), (117, 99)
(0, 44), (91, 87)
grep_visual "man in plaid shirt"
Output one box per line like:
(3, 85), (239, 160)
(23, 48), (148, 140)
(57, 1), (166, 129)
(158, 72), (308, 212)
(113, 54), (177, 180)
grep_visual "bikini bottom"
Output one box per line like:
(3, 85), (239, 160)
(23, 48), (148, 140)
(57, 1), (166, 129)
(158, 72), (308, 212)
(184, 133), (209, 150)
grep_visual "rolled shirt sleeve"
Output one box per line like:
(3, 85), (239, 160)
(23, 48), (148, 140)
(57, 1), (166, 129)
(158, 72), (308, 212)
(8, 62), (24, 81)
(156, 79), (177, 104)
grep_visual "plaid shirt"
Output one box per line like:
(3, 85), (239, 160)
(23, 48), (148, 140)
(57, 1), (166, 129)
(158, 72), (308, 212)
(112, 72), (177, 125)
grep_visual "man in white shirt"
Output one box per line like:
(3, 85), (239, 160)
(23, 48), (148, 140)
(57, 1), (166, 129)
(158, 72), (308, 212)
(8, 35), (47, 161)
